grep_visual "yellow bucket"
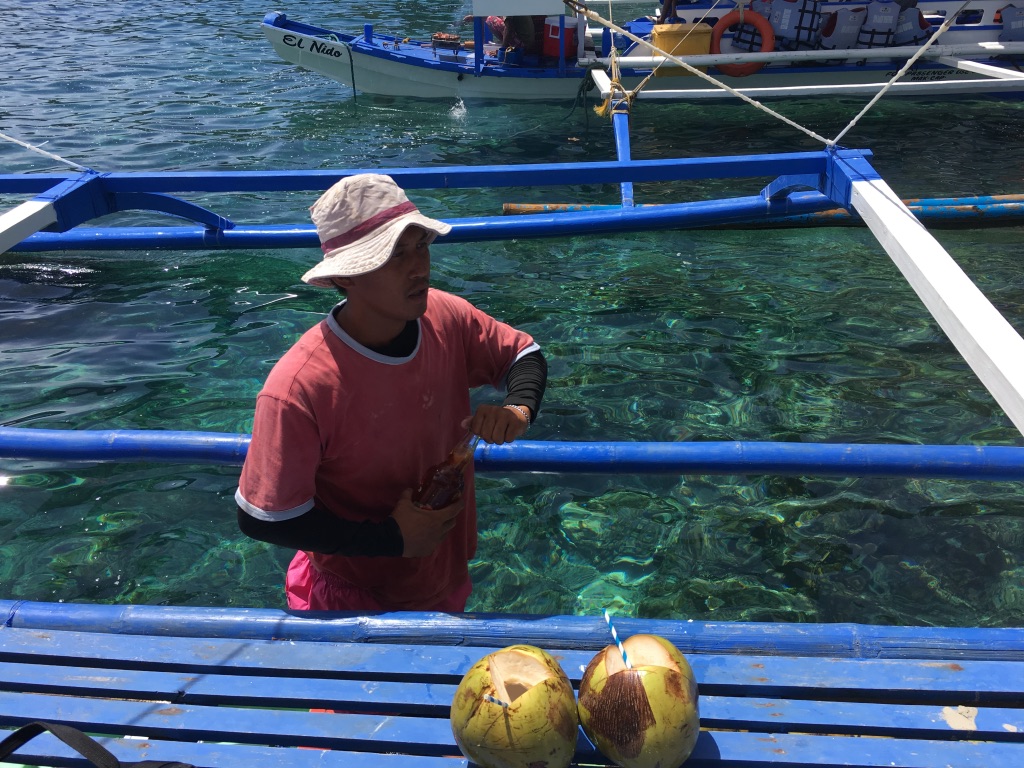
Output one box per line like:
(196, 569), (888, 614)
(651, 23), (712, 76)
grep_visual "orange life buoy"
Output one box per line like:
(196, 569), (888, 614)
(710, 9), (775, 77)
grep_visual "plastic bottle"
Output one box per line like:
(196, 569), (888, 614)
(412, 431), (480, 510)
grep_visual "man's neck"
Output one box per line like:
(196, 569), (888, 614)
(367, 319), (418, 356)
(334, 303), (417, 356)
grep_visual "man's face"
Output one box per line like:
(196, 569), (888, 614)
(342, 225), (433, 322)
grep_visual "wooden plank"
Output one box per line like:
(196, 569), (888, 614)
(3, 733), (458, 768)
(1, 660), (1021, 742)
(0, 626), (478, 679)
(2, 628), (1022, 701)
(700, 695), (1024, 741)
(697, 730), (1024, 767)
(847, 174), (1024, 437)
(0, 691), (457, 754)
(0, 660), (454, 714)
(3, 715), (1023, 768)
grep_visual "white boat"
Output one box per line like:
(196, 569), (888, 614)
(261, 0), (1024, 102)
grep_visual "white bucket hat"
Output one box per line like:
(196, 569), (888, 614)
(302, 174), (452, 287)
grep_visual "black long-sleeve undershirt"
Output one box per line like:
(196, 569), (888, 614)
(238, 504), (403, 556)
(238, 344), (547, 557)
(502, 349), (547, 419)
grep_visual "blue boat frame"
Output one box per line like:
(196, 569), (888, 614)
(2, 139), (1023, 476)
(4, 148), (869, 251)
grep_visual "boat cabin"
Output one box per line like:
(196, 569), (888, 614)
(465, 0), (587, 64)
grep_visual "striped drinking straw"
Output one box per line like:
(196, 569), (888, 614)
(604, 609), (632, 670)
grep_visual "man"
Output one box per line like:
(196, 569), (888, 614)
(235, 174), (546, 612)
(466, 15), (538, 51)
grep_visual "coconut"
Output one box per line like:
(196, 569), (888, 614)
(450, 644), (579, 768)
(577, 634), (699, 768)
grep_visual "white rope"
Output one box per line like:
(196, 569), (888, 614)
(830, 1), (970, 145)
(0, 131), (93, 173)
(569, 2), (834, 146)
(573, 0), (984, 148)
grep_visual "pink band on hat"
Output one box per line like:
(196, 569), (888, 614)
(319, 201), (417, 254)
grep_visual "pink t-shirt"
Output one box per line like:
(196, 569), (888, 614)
(236, 289), (537, 609)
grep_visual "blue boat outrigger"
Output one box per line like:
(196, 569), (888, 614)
(4, 114), (1024, 440)
(2, 114), (1023, 766)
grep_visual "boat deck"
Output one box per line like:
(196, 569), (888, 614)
(1, 601), (1022, 767)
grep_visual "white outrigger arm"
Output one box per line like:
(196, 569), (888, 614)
(0, 199), (57, 255)
(842, 161), (1024, 437)
(750, 150), (1024, 438)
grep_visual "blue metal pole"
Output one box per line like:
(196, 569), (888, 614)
(1, 428), (1022, 480)
(558, 15), (566, 75)
(11, 190), (845, 251)
(611, 111), (634, 207)
(474, 17), (484, 76)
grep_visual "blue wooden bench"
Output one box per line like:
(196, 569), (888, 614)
(1, 600), (1022, 768)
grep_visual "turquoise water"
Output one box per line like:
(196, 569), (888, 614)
(2, 0), (1023, 625)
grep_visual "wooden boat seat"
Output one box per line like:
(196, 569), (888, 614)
(1, 605), (1022, 768)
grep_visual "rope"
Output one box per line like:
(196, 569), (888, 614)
(566, 1), (833, 146)
(570, 0), (976, 148)
(4, 600), (24, 627)
(594, 52), (637, 116)
(829, 1), (969, 145)
(0, 131), (94, 173)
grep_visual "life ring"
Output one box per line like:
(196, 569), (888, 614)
(710, 9), (774, 77)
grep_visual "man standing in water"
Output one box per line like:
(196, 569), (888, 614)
(235, 174), (546, 611)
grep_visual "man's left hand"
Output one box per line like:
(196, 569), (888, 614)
(465, 404), (529, 445)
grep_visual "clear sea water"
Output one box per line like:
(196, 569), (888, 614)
(1, 0), (1022, 626)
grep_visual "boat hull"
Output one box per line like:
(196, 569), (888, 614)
(262, 6), (1024, 102)
(262, 21), (589, 100)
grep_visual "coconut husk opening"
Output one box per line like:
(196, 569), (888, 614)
(604, 634), (681, 676)
(489, 649), (552, 703)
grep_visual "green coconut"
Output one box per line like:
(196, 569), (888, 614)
(450, 644), (579, 768)
(578, 634), (700, 768)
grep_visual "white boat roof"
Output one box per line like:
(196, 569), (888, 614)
(471, 0), (569, 15)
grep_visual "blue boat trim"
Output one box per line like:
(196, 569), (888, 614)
(2, 599), (1023, 658)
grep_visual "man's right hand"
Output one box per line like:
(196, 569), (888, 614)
(392, 488), (464, 558)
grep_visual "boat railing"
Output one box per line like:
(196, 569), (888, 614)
(1, 427), (1023, 481)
